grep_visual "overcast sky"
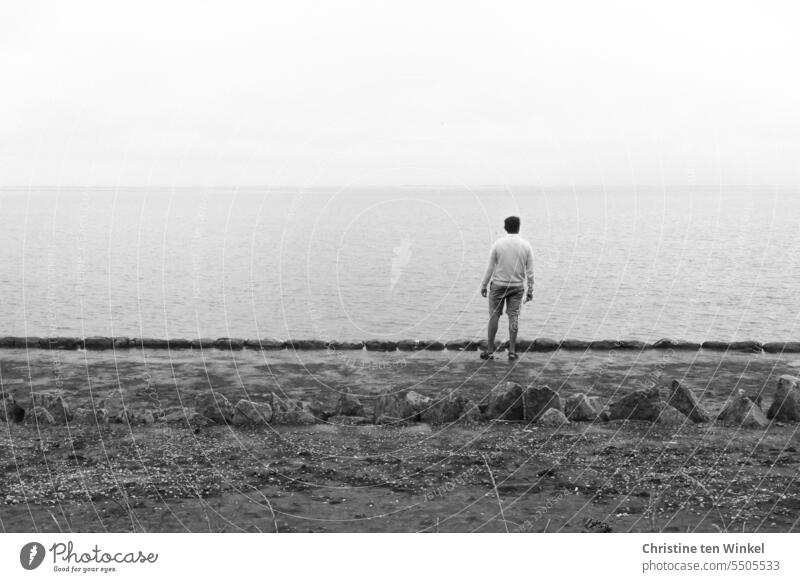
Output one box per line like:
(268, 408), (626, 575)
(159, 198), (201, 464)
(1, 0), (799, 188)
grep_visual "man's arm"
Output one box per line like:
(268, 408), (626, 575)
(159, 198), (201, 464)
(525, 243), (534, 301)
(480, 244), (497, 295)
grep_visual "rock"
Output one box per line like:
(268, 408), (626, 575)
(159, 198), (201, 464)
(0, 336), (16, 348)
(163, 407), (212, 428)
(82, 336), (114, 350)
(532, 338), (560, 352)
(564, 393), (602, 421)
(98, 390), (132, 423)
(1, 393), (25, 423)
(140, 410), (156, 425)
(397, 340), (419, 351)
(767, 375), (800, 422)
(271, 410), (317, 425)
(523, 385), (563, 421)
(137, 338), (169, 349)
(232, 400), (273, 426)
(364, 340), (398, 352)
(327, 415), (372, 426)
(618, 340), (653, 350)
(605, 387), (663, 422)
(191, 338), (217, 349)
(420, 393), (467, 424)
(326, 340), (363, 350)
(268, 393), (302, 414)
(420, 340), (445, 351)
(444, 339), (472, 351)
(193, 390), (234, 424)
(763, 342), (800, 354)
(24, 406), (55, 425)
(373, 389), (405, 422)
(702, 340), (763, 353)
(666, 380), (711, 423)
(38, 337), (81, 350)
(301, 399), (331, 421)
(214, 337), (245, 350)
(460, 400), (483, 422)
(656, 405), (689, 426)
(287, 339), (327, 350)
(31, 392), (72, 424)
(166, 338), (192, 349)
(113, 337), (132, 349)
(374, 415), (407, 426)
(484, 381), (525, 421)
(478, 339), (506, 353)
(72, 407), (108, 425)
(717, 390), (768, 428)
(589, 340), (622, 350)
(404, 390), (433, 421)
(335, 389), (365, 417)
(560, 339), (590, 350)
(244, 338), (286, 350)
(652, 338), (701, 350)
(537, 408), (569, 427)
(12, 337), (42, 348)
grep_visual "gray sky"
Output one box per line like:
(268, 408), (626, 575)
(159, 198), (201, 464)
(2, 0), (799, 187)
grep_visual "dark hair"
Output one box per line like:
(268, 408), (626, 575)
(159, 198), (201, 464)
(504, 216), (520, 234)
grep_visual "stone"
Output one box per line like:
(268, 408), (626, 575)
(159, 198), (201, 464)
(301, 399), (331, 421)
(193, 390), (234, 423)
(666, 380), (711, 423)
(335, 389), (365, 417)
(460, 400), (483, 422)
(604, 387), (663, 422)
(652, 338), (701, 350)
(618, 340), (653, 350)
(523, 385), (563, 421)
(82, 336), (114, 350)
(268, 393), (302, 414)
(163, 407), (212, 428)
(564, 393), (603, 421)
(113, 337), (132, 349)
(245, 338), (286, 350)
(374, 415), (407, 426)
(138, 338), (169, 349)
(420, 393), (467, 424)
(214, 338), (245, 350)
(72, 407), (108, 425)
(166, 338), (192, 349)
(24, 406), (55, 425)
(404, 390), (433, 421)
(702, 340), (763, 353)
(232, 400), (273, 426)
(763, 342), (800, 354)
(717, 390), (768, 428)
(98, 390), (133, 423)
(589, 340), (622, 350)
(767, 375), (800, 422)
(364, 340), (398, 352)
(537, 408), (569, 427)
(327, 415), (372, 426)
(271, 410), (317, 425)
(191, 338), (217, 349)
(12, 337), (42, 348)
(0, 336), (16, 348)
(0, 393), (25, 423)
(287, 339), (327, 350)
(484, 381), (525, 421)
(420, 340), (445, 351)
(444, 339), (472, 351)
(397, 340), (419, 351)
(373, 389), (404, 422)
(325, 340), (363, 350)
(560, 339), (590, 351)
(656, 405), (689, 426)
(31, 392), (72, 424)
(38, 337), (80, 350)
(532, 338), (560, 352)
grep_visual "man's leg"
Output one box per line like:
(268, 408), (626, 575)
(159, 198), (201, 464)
(506, 288), (523, 355)
(487, 313), (500, 354)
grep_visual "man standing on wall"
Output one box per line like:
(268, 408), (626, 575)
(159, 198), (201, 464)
(480, 216), (534, 361)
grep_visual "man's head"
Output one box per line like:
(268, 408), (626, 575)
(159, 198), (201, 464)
(504, 216), (521, 234)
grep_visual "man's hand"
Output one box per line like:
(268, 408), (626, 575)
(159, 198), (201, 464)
(481, 287), (488, 298)
(524, 288), (534, 303)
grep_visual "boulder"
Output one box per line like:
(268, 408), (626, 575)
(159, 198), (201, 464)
(666, 380), (711, 423)
(232, 400), (273, 426)
(656, 405), (689, 426)
(763, 342), (800, 354)
(444, 339), (472, 351)
(404, 390), (433, 421)
(373, 389), (405, 422)
(98, 390), (132, 423)
(31, 392), (72, 424)
(244, 338), (286, 350)
(717, 390), (768, 428)
(604, 387), (663, 422)
(420, 340), (445, 351)
(12, 337), (42, 348)
(271, 410), (317, 425)
(618, 340), (653, 350)
(767, 375), (800, 422)
(513, 339), (534, 352)
(589, 340), (622, 350)
(364, 340), (398, 352)
(397, 340), (420, 351)
(334, 389), (365, 417)
(460, 400), (484, 422)
(82, 336), (114, 350)
(560, 339), (590, 351)
(193, 390), (234, 424)
(325, 340), (363, 350)
(163, 407), (212, 428)
(0, 393), (25, 423)
(72, 407), (108, 425)
(301, 399), (331, 421)
(327, 415), (372, 426)
(702, 340), (763, 353)
(166, 338), (192, 349)
(564, 393), (603, 421)
(24, 406), (55, 426)
(268, 393), (302, 414)
(0, 336), (16, 348)
(652, 338), (701, 350)
(484, 381), (525, 421)
(537, 408), (570, 427)
(287, 339), (327, 350)
(113, 337), (132, 349)
(532, 338), (560, 352)
(191, 338), (217, 349)
(214, 337), (245, 350)
(138, 338), (169, 349)
(38, 337), (80, 350)
(523, 385), (563, 422)
(420, 393), (468, 424)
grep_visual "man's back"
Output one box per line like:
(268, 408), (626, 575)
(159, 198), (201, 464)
(482, 233), (534, 288)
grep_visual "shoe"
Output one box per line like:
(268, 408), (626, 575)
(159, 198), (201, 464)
(508, 352), (518, 361)
(479, 351), (495, 360)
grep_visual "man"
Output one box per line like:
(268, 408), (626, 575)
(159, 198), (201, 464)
(480, 216), (534, 360)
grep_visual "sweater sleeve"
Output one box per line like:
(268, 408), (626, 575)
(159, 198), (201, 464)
(481, 244), (497, 289)
(526, 243), (534, 290)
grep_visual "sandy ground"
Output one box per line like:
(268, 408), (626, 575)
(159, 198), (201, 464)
(1, 347), (799, 532)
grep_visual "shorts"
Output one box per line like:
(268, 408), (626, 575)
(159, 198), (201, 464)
(488, 283), (524, 321)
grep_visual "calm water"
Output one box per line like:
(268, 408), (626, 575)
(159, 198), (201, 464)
(0, 187), (798, 342)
